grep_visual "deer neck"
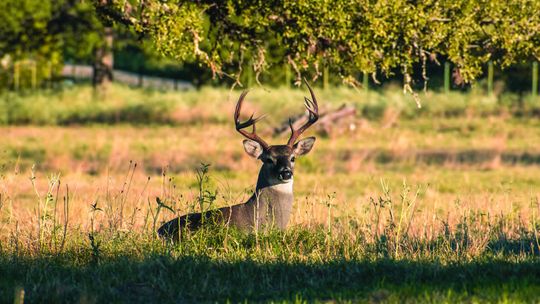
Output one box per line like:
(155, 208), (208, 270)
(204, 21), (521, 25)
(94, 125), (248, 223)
(244, 167), (294, 230)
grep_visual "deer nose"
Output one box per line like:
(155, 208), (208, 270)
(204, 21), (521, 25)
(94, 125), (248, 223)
(279, 169), (293, 180)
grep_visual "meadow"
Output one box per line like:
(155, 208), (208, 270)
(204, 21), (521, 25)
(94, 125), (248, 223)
(0, 84), (539, 303)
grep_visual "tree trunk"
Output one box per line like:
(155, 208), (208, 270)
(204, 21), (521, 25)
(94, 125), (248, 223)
(92, 27), (114, 89)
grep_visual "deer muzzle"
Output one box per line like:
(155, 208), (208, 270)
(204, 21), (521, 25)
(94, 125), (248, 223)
(279, 169), (293, 181)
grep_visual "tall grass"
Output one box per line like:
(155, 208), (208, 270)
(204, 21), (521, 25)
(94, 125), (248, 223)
(0, 163), (539, 302)
(3, 162), (539, 259)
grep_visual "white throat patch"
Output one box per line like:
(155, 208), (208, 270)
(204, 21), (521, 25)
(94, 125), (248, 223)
(270, 180), (294, 193)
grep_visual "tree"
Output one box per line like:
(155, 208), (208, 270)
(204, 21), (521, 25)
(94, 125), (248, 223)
(0, 0), (115, 90)
(0, 0), (64, 88)
(94, 0), (540, 92)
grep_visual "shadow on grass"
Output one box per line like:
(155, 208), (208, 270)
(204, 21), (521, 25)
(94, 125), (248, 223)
(1, 254), (539, 303)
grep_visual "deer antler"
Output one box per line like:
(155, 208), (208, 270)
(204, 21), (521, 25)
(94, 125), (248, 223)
(234, 91), (270, 150)
(287, 79), (319, 146)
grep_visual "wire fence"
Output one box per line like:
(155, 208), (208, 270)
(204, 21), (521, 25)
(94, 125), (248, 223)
(2, 60), (538, 96)
(61, 64), (194, 91)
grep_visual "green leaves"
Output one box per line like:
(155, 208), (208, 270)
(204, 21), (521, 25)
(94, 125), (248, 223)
(3, 0), (539, 87)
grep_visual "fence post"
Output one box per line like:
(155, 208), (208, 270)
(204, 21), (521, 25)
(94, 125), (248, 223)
(247, 61), (254, 88)
(323, 65), (329, 90)
(13, 286), (25, 304)
(284, 64), (291, 88)
(137, 73), (143, 87)
(487, 61), (494, 95)
(47, 62), (52, 89)
(533, 61), (538, 98)
(444, 62), (450, 93)
(31, 61), (37, 90)
(363, 72), (369, 92)
(14, 61), (20, 91)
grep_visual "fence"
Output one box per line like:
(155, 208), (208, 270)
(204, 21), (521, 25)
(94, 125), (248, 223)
(61, 64), (194, 91)
(358, 61), (539, 96)
(4, 61), (538, 95)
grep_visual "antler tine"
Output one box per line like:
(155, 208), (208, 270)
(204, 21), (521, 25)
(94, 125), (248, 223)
(304, 97), (317, 117)
(287, 79), (320, 147)
(234, 91), (270, 150)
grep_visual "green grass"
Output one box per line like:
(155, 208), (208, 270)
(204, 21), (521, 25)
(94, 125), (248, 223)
(1, 83), (540, 126)
(1, 227), (539, 303)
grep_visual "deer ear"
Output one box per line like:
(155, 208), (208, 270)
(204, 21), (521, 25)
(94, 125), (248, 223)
(293, 137), (316, 156)
(243, 140), (264, 158)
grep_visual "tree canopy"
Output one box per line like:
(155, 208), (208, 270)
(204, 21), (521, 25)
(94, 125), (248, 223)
(0, 0), (109, 87)
(95, 0), (540, 89)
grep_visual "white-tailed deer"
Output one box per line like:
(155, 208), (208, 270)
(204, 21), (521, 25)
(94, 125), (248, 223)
(158, 81), (319, 240)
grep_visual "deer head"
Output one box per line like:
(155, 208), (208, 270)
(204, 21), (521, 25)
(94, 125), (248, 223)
(234, 80), (319, 186)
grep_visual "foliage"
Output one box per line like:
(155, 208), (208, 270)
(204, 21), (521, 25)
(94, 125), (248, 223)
(95, 0), (540, 89)
(0, 0), (107, 89)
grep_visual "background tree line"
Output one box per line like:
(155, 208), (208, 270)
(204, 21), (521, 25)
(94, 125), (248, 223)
(1, 0), (539, 94)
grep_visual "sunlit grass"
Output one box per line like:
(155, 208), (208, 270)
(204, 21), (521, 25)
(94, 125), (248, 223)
(1, 83), (539, 125)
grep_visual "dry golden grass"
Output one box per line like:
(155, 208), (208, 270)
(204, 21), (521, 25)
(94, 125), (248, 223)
(1, 118), (539, 248)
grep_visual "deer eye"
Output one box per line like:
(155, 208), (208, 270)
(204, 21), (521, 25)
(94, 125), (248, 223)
(290, 156), (296, 162)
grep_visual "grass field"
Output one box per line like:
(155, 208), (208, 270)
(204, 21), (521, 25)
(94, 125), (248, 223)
(1, 85), (539, 303)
